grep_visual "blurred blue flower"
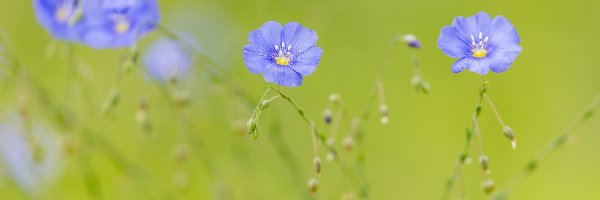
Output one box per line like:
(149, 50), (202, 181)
(243, 21), (323, 87)
(33, 0), (83, 41)
(0, 122), (61, 194)
(143, 38), (193, 83)
(438, 11), (522, 75)
(79, 0), (160, 49)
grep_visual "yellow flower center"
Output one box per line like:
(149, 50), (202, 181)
(470, 32), (490, 59)
(472, 49), (488, 58)
(275, 56), (290, 66)
(274, 41), (293, 66)
(114, 21), (130, 34)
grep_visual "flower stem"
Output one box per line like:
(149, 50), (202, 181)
(441, 78), (489, 200)
(266, 86), (368, 196)
(491, 93), (600, 199)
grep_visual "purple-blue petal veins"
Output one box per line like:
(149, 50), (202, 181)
(78, 0), (160, 49)
(34, 0), (83, 41)
(437, 11), (522, 75)
(243, 21), (322, 87)
(143, 38), (193, 83)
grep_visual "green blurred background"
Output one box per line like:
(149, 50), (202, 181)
(1, 0), (600, 199)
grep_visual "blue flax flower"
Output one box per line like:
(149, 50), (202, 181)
(243, 21), (323, 87)
(438, 11), (522, 75)
(34, 0), (83, 41)
(143, 38), (193, 83)
(79, 0), (160, 49)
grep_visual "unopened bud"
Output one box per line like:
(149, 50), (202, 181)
(307, 177), (318, 194)
(481, 179), (495, 195)
(323, 109), (333, 124)
(379, 104), (389, 125)
(326, 138), (335, 147)
(326, 152), (335, 161)
(403, 34), (421, 49)
(411, 76), (422, 89)
(313, 157), (322, 174)
(421, 81), (431, 94)
(343, 137), (355, 151)
(247, 119), (257, 135)
(479, 155), (490, 173)
(460, 154), (472, 165)
(260, 99), (272, 110)
(329, 93), (341, 103)
(503, 126), (517, 149)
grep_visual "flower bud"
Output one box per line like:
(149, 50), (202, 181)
(323, 109), (333, 124)
(460, 154), (472, 165)
(503, 126), (517, 149)
(260, 99), (272, 110)
(247, 119), (257, 135)
(329, 93), (341, 103)
(326, 152), (335, 162)
(403, 34), (421, 49)
(411, 76), (422, 89)
(481, 179), (495, 195)
(313, 157), (322, 174)
(343, 136), (355, 152)
(379, 104), (389, 125)
(326, 138), (335, 147)
(479, 155), (490, 173)
(421, 81), (431, 94)
(307, 177), (318, 194)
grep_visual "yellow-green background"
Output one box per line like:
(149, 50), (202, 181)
(1, 0), (600, 199)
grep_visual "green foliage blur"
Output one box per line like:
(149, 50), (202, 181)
(1, 0), (600, 199)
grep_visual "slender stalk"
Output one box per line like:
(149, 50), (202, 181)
(484, 94), (506, 127)
(492, 94), (600, 199)
(441, 78), (488, 200)
(267, 86), (367, 196)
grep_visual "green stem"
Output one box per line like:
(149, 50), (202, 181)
(491, 93), (600, 199)
(267, 86), (368, 196)
(441, 78), (488, 200)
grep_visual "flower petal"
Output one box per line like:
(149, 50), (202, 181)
(438, 26), (471, 58)
(488, 43), (522, 73)
(452, 11), (492, 40)
(452, 57), (491, 75)
(283, 22), (318, 54)
(263, 64), (303, 87)
(248, 21), (282, 53)
(292, 46), (322, 76)
(487, 16), (520, 45)
(243, 44), (272, 74)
